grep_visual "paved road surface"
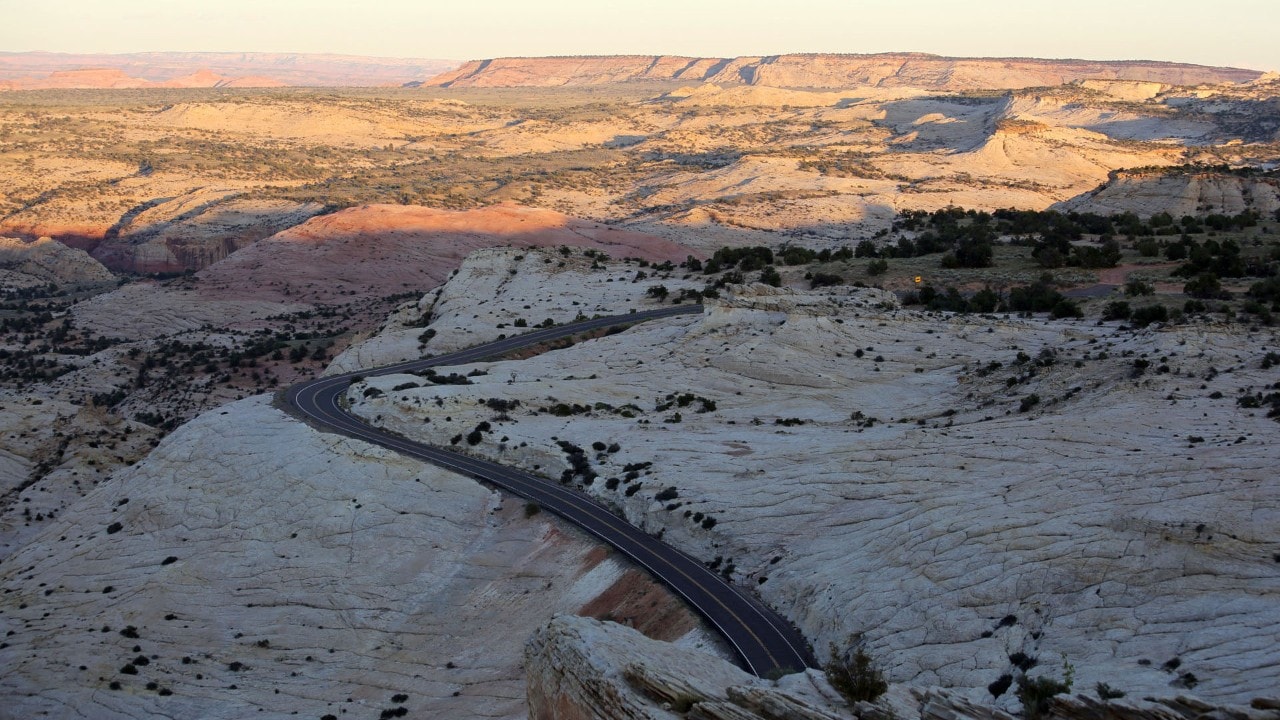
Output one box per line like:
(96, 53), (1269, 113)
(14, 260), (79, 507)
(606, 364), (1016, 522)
(283, 304), (817, 677)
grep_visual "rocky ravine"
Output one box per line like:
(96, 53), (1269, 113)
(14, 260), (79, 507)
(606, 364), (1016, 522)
(340, 248), (1279, 709)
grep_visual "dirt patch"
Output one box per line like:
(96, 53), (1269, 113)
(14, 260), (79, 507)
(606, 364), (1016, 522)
(577, 568), (697, 643)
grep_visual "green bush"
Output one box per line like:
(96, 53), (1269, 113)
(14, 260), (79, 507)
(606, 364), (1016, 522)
(1096, 682), (1125, 700)
(1130, 305), (1169, 327)
(1124, 279), (1155, 296)
(1103, 301), (1131, 321)
(810, 272), (844, 289)
(826, 644), (888, 705)
(1016, 673), (1071, 720)
(1183, 273), (1226, 299)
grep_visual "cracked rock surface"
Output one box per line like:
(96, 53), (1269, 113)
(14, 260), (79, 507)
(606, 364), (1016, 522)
(343, 251), (1279, 707)
(0, 395), (714, 718)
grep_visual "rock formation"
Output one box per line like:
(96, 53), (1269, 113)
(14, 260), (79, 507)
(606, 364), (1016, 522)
(339, 256), (1280, 706)
(194, 203), (696, 304)
(525, 615), (1280, 720)
(429, 54), (1262, 90)
(90, 191), (326, 274)
(1058, 170), (1280, 217)
(0, 396), (715, 719)
(0, 236), (114, 286)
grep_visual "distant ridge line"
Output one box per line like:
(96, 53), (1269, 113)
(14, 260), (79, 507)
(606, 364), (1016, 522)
(0, 51), (459, 90)
(426, 52), (1264, 90)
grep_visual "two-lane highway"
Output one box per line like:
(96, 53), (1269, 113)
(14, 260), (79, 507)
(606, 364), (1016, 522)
(283, 304), (817, 677)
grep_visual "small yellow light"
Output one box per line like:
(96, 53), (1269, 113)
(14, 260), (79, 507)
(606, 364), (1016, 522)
(913, 276), (922, 284)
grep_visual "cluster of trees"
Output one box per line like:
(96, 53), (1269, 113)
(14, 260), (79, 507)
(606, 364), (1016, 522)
(888, 206), (1270, 271)
(903, 275), (1082, 318)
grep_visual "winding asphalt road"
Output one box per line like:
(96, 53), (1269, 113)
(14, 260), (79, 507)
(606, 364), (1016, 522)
(283, 304), (818, 677)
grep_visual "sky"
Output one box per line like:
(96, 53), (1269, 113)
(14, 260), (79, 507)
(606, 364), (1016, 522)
(2, 0), (1277, 71)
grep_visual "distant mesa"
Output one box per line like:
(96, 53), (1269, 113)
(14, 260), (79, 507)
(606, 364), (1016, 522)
(1, 51), (1262, 92)
(0, 51), (459, 90)
(426, 53), (1264, 90)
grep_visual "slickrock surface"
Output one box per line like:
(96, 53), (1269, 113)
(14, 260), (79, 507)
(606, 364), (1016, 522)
(526, 615), (1280, 720)
(1058, 171), (1280, 217)
(0, 236), (114, 286)
(329, 246), (706, 373)
(342, 252), (1280, 707)
(430, 54), (1262, 90)
(526, 614), (852, 720)
(0, 390), (158, 561)
(0, 396), (714, 719)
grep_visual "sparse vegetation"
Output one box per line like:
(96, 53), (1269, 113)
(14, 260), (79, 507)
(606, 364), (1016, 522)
(826, 644), (888, 705)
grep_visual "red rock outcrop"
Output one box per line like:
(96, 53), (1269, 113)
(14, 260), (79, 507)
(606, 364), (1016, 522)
(197, 203), (696, 303)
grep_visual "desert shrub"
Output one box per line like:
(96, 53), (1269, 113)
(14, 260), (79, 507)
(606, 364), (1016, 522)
(854, 239), (879, 258)
(1096, 682), (1125, 699)
(867, 258), (889, 276)
(1247, 276), (1280, 305)
(1049, 299), (1083, 319)
(779, 246), (817, 265)
(810, 272), (844, 289)
(1183, 273), (1227, 299)
(1008, 275), (1071, 315)
(759, 265), (782, 286)
(1130, 305), (1169, 327)
(1070, 240), (1122, 269)
(1103, 301), (1132, 321)
(970, 286), (1001, 313)
(1016, 671), (1072, 720)
(826, 644), (888, 705)
(1125, 279), (1155, 296)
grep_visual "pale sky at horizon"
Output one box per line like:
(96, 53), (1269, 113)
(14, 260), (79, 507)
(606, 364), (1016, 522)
(2, 0), (1277, 71)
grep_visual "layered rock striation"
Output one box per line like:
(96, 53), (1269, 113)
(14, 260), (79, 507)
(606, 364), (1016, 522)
(429, 54), (1263, 90)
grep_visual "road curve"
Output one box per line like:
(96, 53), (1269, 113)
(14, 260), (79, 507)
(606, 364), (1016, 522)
(283, 304), (818, 677)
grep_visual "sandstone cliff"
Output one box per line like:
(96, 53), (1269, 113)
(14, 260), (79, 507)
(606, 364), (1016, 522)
(428, 54), (1262, 90)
